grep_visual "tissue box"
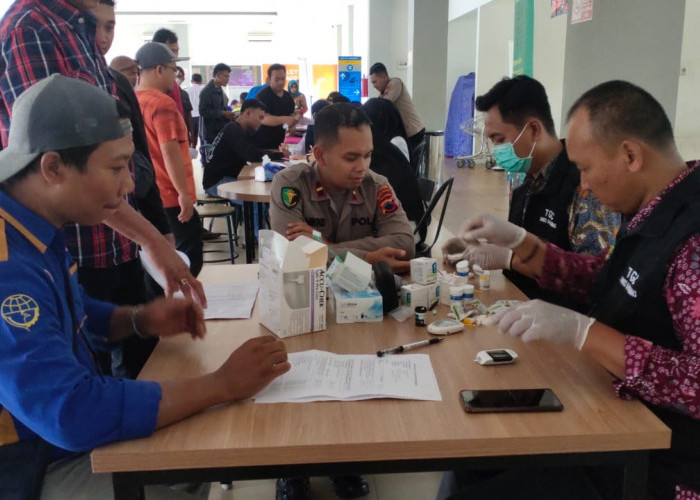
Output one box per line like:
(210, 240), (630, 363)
(331, 285), (383, 324)
(401, 283), (429, 309)
(258, 230), (327, 337)
(327, 252), (372, 292)
(410, 257), (438, 284)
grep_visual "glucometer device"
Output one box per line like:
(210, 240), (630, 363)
(427, 319), (465, 336)
(474, 349), (518, 365)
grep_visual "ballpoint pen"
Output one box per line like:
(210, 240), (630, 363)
(377, 338), (443, 357)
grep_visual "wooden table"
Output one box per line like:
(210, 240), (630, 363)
(217, 180), (271, 263)
(92, 265), (670, 499)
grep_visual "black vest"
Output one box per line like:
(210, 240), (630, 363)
(591, 167), (700, 493)
(504, 142), (583, 310)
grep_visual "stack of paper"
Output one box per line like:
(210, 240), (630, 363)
(201, 282), (259, 320)
(254, 350), (442, 403)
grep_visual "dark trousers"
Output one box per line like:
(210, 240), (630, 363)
(164, 207), (204, 277)
(191, 118), (199, 148)
(407, 128), (426, 174)
(77, 258), (157, 378)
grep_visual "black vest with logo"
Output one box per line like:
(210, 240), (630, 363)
(504, 142), (583, 309)
(590, 167), (700, 491)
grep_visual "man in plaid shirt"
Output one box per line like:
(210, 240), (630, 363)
(0, 0), (207, 375)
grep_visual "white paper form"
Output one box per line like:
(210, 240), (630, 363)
(254, 350), (442, 403)
(202, 282), (259, 320)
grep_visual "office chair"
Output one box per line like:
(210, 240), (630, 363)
(411, 140), (426, 176)
(413, 177), (454, 258)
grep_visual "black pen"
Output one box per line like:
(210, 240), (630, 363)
(377, 338), (443, 357)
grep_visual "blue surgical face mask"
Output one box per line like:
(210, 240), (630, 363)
(492, 124), (536, 173)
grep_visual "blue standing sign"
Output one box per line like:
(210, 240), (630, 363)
(338, 56), (362, 102)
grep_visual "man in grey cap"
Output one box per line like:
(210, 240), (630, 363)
(0, 74), (289, 500)
(135, 42), (203, 277)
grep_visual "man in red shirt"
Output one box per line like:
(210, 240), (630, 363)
(136, 42), (202, 277)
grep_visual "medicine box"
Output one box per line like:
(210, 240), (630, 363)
(410, 257), (438, 284)
(401, 283), (429, 309)
(258, 230), (327, 337)
(331, 285), (383, 324)
(427, 282), (440, 309)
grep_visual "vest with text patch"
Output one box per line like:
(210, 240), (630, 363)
(590, 167), (700, 486)
(504, 143), (582, 309)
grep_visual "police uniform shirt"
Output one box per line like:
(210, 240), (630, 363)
(0, 190), (160, 454)
(270, 162), (415, 260)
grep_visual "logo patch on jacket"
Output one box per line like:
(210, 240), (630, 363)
(377, 185), (398, 215)
(1, 294), (40, 330)
(281, 187), (300, 208)
(619, 267), (639, 298)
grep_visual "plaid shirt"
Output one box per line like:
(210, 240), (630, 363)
(0, 0), (139, 268)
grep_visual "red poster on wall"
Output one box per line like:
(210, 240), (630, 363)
(571, 0), (593, 24)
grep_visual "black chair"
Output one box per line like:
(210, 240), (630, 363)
(413, 177), (454, 258)
(411, 140), (426, 176)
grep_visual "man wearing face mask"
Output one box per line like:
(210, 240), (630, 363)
(442, 76), (620, 309)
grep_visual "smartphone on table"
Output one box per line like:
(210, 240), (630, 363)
(460, 388), (563, 413)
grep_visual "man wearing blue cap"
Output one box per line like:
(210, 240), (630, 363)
(0, 75), (289, 500)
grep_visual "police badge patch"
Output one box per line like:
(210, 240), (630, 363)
(377, 185), (398, 215)
(281, 187), (300, 208)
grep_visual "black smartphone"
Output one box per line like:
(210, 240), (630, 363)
(460, 388), (564, 413)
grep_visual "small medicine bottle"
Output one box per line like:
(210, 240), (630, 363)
(456, 260), (470, 280)
(478, 270), (491, 290)
(414, 306), (427, 326)
(462, 284), (475, 300)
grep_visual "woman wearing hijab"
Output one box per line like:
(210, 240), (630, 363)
(363, 98), (425, 238)
(288, 80), (308, 115)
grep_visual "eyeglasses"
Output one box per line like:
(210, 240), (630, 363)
(161, 64), (177, 73)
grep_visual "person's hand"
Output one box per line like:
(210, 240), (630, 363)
(136, 297), (205, 340)
(462, 243), (512, 270)
(285, 221), (324, 242)
(365, 247), (410, 274)
(441, 237), (468, 265)
(487, 299), (595, 350)
(178, 194), (194, 223)
(460, 213), (527, 249)
(284, 116), (298, 127)
(221, 110), (235, 120)
(143, 241), (207, 307)
(214, 336), (290, 400)
(279, 143), (291, 157)
(441, 237), (512, 269)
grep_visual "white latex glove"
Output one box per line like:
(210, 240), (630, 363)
(462, 243), (513, 270)
(441, 237), (511, 269)
(460, 213), (527, 249)
(486, 299), (595, 350)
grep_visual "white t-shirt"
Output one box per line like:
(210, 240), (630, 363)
(186, 84), (203, 118)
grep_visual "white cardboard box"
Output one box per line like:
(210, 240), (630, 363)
(331, 285), (383, 324)
(258, 230), (327, 337)
(410, 257), (438, 284)
(401, 283), (429, 309)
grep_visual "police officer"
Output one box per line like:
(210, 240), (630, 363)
(270, 102), (415, 274)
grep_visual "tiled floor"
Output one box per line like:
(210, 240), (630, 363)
(207, 472), (443, 500)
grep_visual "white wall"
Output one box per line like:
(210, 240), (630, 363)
(562, 0), (685, 128)
(532, 1), (567, 136)
(474, 0), (513, 99)
(675, 0), (700, 160)
(446, 10), (478, 111)
(410, 0), (449, 130)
